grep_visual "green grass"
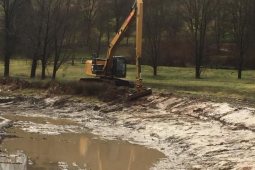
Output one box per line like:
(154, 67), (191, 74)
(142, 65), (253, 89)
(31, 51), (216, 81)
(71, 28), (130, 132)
(0, 59), (254, 103)
(0, 59), (85, 81)
(130, 66), (255, 103)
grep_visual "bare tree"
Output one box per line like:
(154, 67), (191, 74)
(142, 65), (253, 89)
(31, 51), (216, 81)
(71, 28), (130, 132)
(93, 0), (112, 56)
(23, 0), (46, 78)
(51, 0), (78, 80)
(229, 0), (252, 79)
(0, 0), (23, 77)
(213, 0), (228, 53)
(183, 0), (214, 78)
(24, 0), (55, 80)
(112, 0), (131, 33)
(81, 0), (98, 53)
(144, 0), (167, 76)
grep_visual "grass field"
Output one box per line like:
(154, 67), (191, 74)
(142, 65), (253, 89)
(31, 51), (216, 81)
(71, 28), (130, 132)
(0, 59), (254, 103)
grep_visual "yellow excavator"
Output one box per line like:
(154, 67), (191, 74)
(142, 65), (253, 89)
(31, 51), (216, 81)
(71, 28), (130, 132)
(82, 0), (151, 100)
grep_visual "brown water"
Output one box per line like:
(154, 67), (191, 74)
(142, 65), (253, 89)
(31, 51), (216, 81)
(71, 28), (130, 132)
(1, 116), (164, 170)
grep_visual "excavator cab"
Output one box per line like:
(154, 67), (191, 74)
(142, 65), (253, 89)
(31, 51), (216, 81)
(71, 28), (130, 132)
(112, 56), (127, 78)
(89, 56), (127, 78)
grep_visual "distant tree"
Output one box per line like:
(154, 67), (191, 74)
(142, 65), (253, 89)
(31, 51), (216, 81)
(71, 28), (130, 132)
(51, 0), (78, 80)
(0, 0), (23, 77)
(213, 0), (228, 53)
(183, 0), (215, 79)
(24, 0), (55, 80)
(112, 0), (132, 33)
(165, 0), (183, 40)
(250, 0), (255, 69)
(229, 0), (252, 79)
(22, 0), (46, 78)
(161, 0), (185, 66)
(21, 0), (80, 80)
(81, 0), (98, 53)
(40, 0), (54, 80)
(144, 0), (167, 76)
(27, 0), (59, 80)
(93, 0), (112, 56)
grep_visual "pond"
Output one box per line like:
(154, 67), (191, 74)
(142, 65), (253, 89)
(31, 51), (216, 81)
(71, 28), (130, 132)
(1, 115), (164, 170)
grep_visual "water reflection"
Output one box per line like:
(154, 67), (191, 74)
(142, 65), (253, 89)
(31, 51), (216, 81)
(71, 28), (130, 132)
(2, 129), (164, 170)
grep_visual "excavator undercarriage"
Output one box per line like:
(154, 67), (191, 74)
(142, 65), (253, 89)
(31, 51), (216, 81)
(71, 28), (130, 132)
(80, 77), (152, 100)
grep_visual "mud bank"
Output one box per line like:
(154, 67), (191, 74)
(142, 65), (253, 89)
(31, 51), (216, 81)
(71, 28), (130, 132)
(0, 116), (27, 170)
(0, 93), (255, 169)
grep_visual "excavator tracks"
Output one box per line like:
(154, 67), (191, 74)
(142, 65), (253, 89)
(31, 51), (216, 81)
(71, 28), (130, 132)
(80, 78), (152, 100)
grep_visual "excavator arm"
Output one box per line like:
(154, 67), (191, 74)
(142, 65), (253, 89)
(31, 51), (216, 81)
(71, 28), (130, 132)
(106, 2), (136, 59)
(135, 0), (143, 90)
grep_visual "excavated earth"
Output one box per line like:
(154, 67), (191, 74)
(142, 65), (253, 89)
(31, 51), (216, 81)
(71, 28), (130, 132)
(0, 91), (255, 169)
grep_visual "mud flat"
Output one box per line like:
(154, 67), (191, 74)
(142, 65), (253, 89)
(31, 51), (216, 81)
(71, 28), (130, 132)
(0, 94), (255, 169)
(1, 113), (164, 170)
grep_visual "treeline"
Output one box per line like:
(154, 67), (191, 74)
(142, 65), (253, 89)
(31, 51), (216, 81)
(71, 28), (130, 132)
(0, 0), (255, 79)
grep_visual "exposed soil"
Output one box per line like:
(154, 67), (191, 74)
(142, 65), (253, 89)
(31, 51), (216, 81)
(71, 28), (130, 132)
(0, 78), (255, 169)
(0, 89), (254, 169)
(0, 78), (130, 102)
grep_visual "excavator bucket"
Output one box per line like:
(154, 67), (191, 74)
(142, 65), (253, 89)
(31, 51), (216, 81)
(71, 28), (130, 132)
(128, 88), (152, 100)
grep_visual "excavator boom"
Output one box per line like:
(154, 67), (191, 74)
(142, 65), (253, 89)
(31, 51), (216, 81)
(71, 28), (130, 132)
(106, 4), (136, 60)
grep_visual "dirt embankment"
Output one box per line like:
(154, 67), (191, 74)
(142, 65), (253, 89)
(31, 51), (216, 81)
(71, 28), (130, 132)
(0, 78), (130, 102)
(0, 89), (255, 169)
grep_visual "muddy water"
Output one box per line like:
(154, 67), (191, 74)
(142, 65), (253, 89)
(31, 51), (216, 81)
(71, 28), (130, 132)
(1, 116), (164, 170)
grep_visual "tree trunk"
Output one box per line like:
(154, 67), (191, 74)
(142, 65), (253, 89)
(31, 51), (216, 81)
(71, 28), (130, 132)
(52, 67), (57, 80)
(4, 23), (11, 77)
(194, 27), (200, 79)
(30, 58), (37, 78)
(52, 53), (59, 80)
(238, 50), (244, 79)
(195, 65), (201, 79)
(153, 65), (157, 76)
(196, 48), (202, 79)
(71, 56), (75, 66)
(238, 68), (242, 79)
(40, 7), (51, 80)
(41, 60), (46, 80)
(4, 55), (10, 77)
(195, 42), (201, 79)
